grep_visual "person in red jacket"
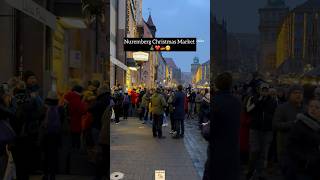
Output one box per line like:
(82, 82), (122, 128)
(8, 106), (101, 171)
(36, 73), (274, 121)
(131, 89), (138, 116)
(64, 85), (86, 150)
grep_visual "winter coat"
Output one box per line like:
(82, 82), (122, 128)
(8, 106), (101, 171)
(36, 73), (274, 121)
(88, 93), (110, 130)
(64, 91), (86, 133)
(172, 91), (186, 119)
(273, 102), (303, 158)
(131, 91), (138, 105)
(247, 95), (277, 131)
(140, 94), (150, 108)
(150, 93), (167, 115)
(209, 90), (241, 180)
(14, 91), (44, 136)
(287, 113), (320, 179)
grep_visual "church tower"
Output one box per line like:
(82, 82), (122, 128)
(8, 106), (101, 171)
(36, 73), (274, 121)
(146, 14), (157, 37)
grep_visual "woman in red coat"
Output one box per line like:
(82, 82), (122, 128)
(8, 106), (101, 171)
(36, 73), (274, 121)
(64, 85), (86, 150)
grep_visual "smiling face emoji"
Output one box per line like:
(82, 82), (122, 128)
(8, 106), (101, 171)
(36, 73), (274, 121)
(165, 45), (171, 51)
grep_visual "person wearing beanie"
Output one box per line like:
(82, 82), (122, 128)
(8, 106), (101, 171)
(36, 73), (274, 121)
(64, 85), (86, 150)
(203, 72), (241, 180)
(273, 84), (304, 179)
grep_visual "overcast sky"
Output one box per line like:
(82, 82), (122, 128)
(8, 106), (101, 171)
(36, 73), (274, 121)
(142, 0), (210, 72)
(214, 0), (306, 33)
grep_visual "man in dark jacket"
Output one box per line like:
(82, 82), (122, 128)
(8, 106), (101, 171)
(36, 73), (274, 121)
(246, 83), (277, 180)
(203, 72), (241, 180)
(172, 85), (186, 138)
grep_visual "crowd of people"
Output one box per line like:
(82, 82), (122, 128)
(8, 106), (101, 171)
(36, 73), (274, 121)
(204, 72), (320, 180)
(0, 71), (111, 180)
(109, 84), (211, 139)
(3, 70), (320, 180)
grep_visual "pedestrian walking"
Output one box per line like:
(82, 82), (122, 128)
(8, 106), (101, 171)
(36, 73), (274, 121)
(113, 89), (123, 124)
(273, 85), (304, 180)
(122, 92), (130, 120)
(167, 90), (175, 133)
(150, 87), (167, 139)
(199, 91), (210, 129)
(203, 72), (241, 180)
(172, 85), (186, 139)
(141, 90), (150, 124)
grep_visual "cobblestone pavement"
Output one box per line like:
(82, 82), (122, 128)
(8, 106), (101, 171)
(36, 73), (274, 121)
(110, 117), (201, 180)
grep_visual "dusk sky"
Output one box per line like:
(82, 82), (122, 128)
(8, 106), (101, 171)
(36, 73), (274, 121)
(142, 0), (210, 72)
(214, 0), (305, 33)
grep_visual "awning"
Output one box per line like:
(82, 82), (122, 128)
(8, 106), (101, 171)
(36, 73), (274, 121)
(5, 0), (56, 30)
(110, 56), (128, 71)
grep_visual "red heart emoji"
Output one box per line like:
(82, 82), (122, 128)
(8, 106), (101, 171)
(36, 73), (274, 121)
(155, 45), (160, 51)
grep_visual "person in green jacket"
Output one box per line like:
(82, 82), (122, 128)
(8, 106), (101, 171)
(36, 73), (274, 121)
(150, 87), (167, 139)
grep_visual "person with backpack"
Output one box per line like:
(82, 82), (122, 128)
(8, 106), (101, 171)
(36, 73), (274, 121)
(39, 91), (63, 180)
(122, 92), (130, 120)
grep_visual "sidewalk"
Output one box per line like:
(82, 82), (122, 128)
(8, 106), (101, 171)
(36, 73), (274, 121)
(110, 117), (201, 180)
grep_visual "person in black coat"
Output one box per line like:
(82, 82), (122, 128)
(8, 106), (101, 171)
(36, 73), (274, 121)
(246, 83), (277, 180)
(286, 98), (320, 180)
(203, 72), (241, 180)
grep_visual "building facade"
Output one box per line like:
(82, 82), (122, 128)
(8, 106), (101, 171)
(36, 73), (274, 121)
(276, 0), (320, 74)
(212, 16), (227, 74)
(258, 0), (289, 74)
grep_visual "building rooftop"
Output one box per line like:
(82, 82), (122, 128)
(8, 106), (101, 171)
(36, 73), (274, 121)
(147, 14), (155, 27)
(165, 58), (178, 69)
(294, 0), (320, 10)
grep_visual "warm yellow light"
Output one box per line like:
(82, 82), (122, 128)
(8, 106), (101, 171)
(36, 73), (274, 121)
(133, 51), (149, 61)
(129, 67), (138, 71)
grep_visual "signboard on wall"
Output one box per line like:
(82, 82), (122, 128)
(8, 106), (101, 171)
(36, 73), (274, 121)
(69, 50), (81, 68)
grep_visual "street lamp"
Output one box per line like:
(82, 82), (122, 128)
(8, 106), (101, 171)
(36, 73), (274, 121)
(133, 51), (149, 86)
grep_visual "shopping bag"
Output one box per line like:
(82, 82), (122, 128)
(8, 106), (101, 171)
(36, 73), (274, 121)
(162, 113), (168, 127)
(3, 145), (16, 180)
(111, 108), (115, 120)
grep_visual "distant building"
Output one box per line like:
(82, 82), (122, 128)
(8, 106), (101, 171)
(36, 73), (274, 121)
(228, 33), (260, 73)
(181, 72), (192, 86)
(276, 0), (320, 74)
(259, 0), (289, 74)
(192, 60), (210, 86)
(212, 16), (228, 73)
(165, 58), (181, 86)
(191, 57), (201, 76)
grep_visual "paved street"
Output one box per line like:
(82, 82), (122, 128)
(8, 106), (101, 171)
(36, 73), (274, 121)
(111, 117), (201, 180)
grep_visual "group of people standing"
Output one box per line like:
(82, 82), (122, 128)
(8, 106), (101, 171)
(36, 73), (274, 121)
(110, 84), (211, 140)
(0, 71), (112, 180)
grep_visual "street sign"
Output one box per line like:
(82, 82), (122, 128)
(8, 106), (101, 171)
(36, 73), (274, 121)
(5, 0), (56, 30)
(155, 170), (165, 180)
